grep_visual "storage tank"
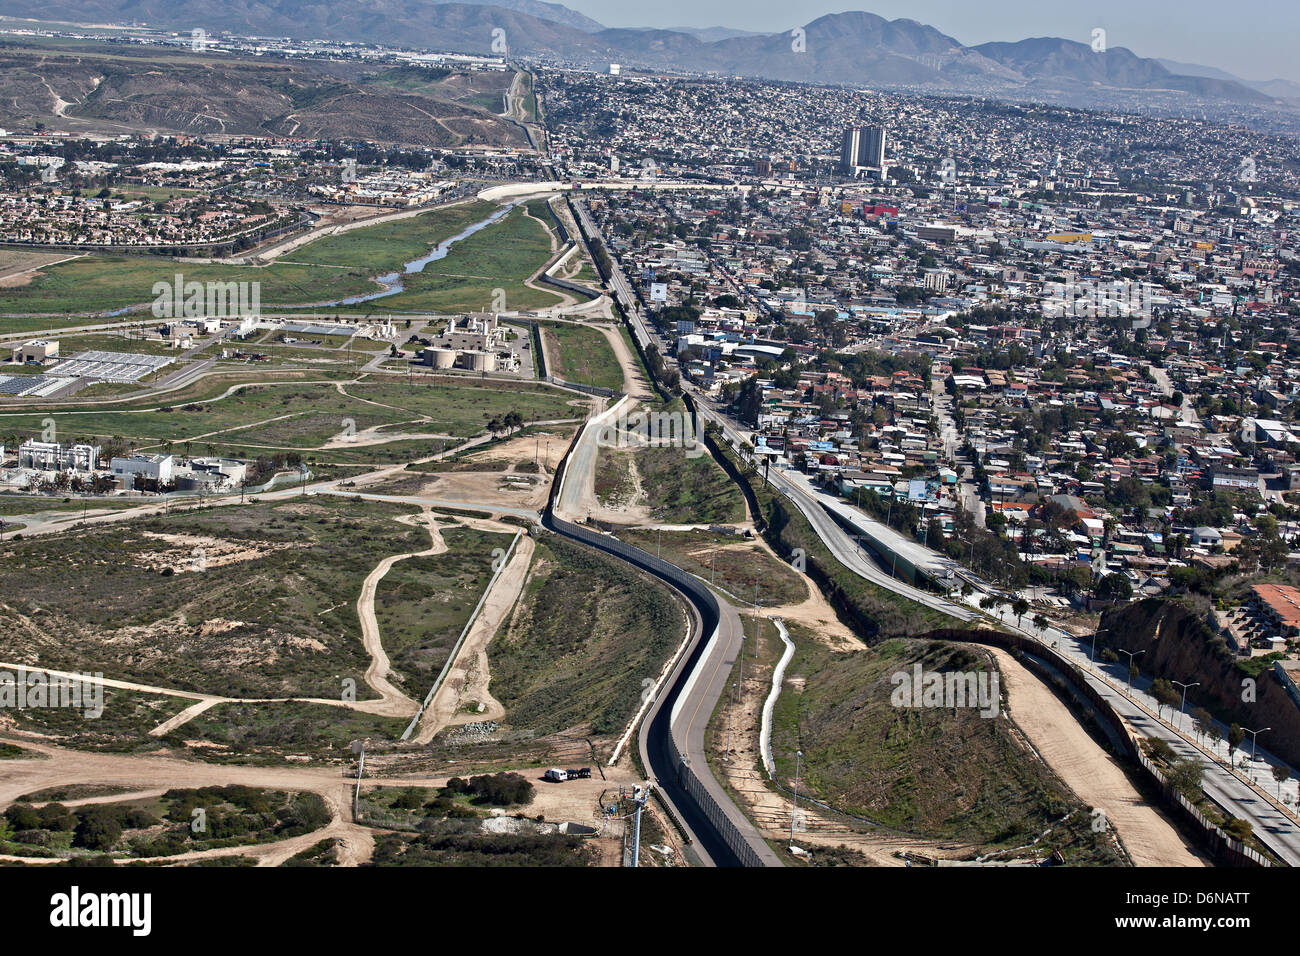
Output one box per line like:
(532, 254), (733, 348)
(463, 350), (497, 372)
(426, 348), (456, 369)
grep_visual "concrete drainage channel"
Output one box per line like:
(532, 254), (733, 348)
(759, 618), (796, 778)
(542, 387), (780, 866)
(543, 508), (776, 867)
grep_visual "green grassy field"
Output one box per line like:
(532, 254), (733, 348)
(53, 333), (191, 357)
(541, 321), (622, 391)
(0, 200), (560, 326)
(284, 202), (492, 269)
(316, 205), (563, 315)
(0, 378), (582, 452)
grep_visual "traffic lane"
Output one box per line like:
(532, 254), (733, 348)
(673, 596), (782, 867)
(1119, 705), (1300, 864)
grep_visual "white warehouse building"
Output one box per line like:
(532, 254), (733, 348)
(111, 454), (175, 488)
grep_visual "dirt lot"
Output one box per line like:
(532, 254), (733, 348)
(0, 738), (633, 866)
(356, 427), (574, 511)
(0, 250), (78, 288)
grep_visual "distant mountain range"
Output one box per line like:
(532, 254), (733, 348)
(0, 1), (1287, 109)
(1156, 58), (1300, 104)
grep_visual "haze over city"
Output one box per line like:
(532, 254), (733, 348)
(574, 0), (1300, 85)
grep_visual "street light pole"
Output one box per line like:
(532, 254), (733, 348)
(1118, 648), (1144, 693)
(1244, 726), (1272, 762)
(1171, 679), (1200, 732)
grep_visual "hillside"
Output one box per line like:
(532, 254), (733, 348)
(1096, 597), (1300, 766)
(769, 634), (1124, 861)
(0, 42), (525, 144)
(0, 2), (1285, 110)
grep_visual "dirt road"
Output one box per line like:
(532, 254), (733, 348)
(412, 524), (535, 743)
(355, 510), (445, 717)
(988, 647), (1208, 867)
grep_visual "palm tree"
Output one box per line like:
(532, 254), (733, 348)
(1012, 597), (1029, 627)
(1006, 516), (1022, 548)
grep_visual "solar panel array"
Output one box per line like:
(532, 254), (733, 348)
(282, 322), (354, 337)
(0, 375), (73, 397)
(48, 350), (174, 383)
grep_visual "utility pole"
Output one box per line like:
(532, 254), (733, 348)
(738, 635), (745, 697)
(724, 680), (737, 761)
(629, 784), (649, 867)
(789, 750), (803, 846)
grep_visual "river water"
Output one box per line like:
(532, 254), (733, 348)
(322, 202), (514, 307)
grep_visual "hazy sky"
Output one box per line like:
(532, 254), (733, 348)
(568, 0), (1300, 84)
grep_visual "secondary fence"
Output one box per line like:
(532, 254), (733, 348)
(400, 529), (524, 741)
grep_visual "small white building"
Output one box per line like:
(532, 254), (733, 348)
(11, 340), (59, 365)
(111, 454), (175, 487)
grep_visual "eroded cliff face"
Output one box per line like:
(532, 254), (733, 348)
(1097, 598), (1300, 766)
